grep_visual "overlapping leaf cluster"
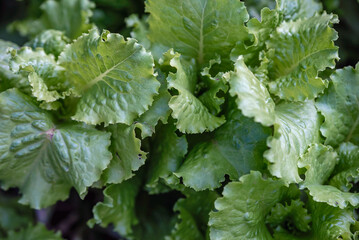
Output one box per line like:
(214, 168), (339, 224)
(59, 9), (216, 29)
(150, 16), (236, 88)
(1, 0), (359, 239)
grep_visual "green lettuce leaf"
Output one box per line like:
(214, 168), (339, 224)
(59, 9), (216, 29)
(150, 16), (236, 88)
(0, 40), (29, 93)
(176, 110), (270, 190)
(58, 29), (160, 125)
(299, 144), (359, 208)
(136, 70), (172, 138)
(101, 123), (147, 185)
(3, 224), (62, 240)
(146, 123), (188, 193)
(273, 200), (355, 239)
(166, 190), (218, 240)
(165, 50), (225, 133)
(266, 200), (311, 233)
(309, 200), (354, 240)
(25, 30), (70, 58)
(276, 0), (322, 20)
(126, 14), (168, 62)
(316, 63), (359, 147)
(230, 7), (279, 66)
(209, 171), (287, 240)
(265, 101), (320, 184)
(0, 89), (112, 209)
(266, 13), (338, 101)
(330, 143), (359, 192)
(10, 0), (94, 39)
(199, 57), (228, 115)
(90, 176), (141, 238)
(9, 47), (72, 103)
(225, 56), (275, 126)
(146, 0), (250, 65)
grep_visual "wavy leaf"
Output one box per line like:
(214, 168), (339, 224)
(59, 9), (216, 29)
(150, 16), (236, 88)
(146, 0), (249, 64)
(0, 89), (112, 209)
(58, 29), (160, 125)
(316, 63), (359, 147)
(266, 13), (338, 100)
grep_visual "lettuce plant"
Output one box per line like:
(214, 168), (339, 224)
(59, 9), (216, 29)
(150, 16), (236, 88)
(1, 0), (359, 239)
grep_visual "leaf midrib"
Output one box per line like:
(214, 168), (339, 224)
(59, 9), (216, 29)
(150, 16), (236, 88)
(83, 48), (140, 91)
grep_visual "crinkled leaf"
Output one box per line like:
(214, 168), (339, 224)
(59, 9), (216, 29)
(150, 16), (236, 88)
(265, 101), (320, 184)
(209, 171), (287, 240)
(3, 224), (63, 240)
(199, 58), (228, 115)
(230, 8), (279, 66)
(299, 144), (359, 208)
(146, 0), (250, 64)
(0, 89), (112, 209)
(136, 70), (171, 138)
(0, 40), (29, 93)
(266, 200), (311, 233)
(26, 30), (70, 57)
(146, 123), (187, 193)
(9, 47), (71, 103)
(166, 190), (218, 240)
(315, 64), (359, 147)
(58, 29), (160, 125)
(10, 0), (94, 39)
(126, 14), (167, 62)
(166, 51), (225, 133)
(309, 200), (355, 239)
(226, 56), (275, 126)
(102, 123), (147, 185)
(176, 110), (271, 190)
(329, 143), (359, 192)
(90, 176), (141, 238)
(277, 0), (323, 21)
(125, 14), (151, 50)
(266, 13), (338, 101)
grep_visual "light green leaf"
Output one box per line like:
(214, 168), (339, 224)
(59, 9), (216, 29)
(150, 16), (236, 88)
(26, 30), (70, 57)
(226, 56), (275, 126)
(299, 144), (359, 208)
(209, 171), (287, 240)
(136, 70), (172, 138)
(166, 51), (225, 133)
(90, 176), (141, 238)
(10, 0), (94, 39)
(9, 47), (71, 103)
(315, 63), (359, 147)
(0, 40), (29, 93)
(166, 190), (218, 240)
(146, 0), (250, 64)
(266, 200), (311, 233)
(176, 110), (271, 190)
(0, 89), (112, 209)
(266, 13), (338, 101)
(146, 123), (187, 193)
(125, 14), (151, 50)
(3, 224), (63, 240)
(309, 200), (355, 240)
(199, 57), (228, 115)
(273, 199), (355, 239)
(58, 29), (160, 125)
(277, 0), (323, 21)
(101, 123), (147, 185)
(126, 14), (168, 62)
(265, 101), (320, 184)
(330, 143), (359, 192)
(230, 7), (279, 65)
